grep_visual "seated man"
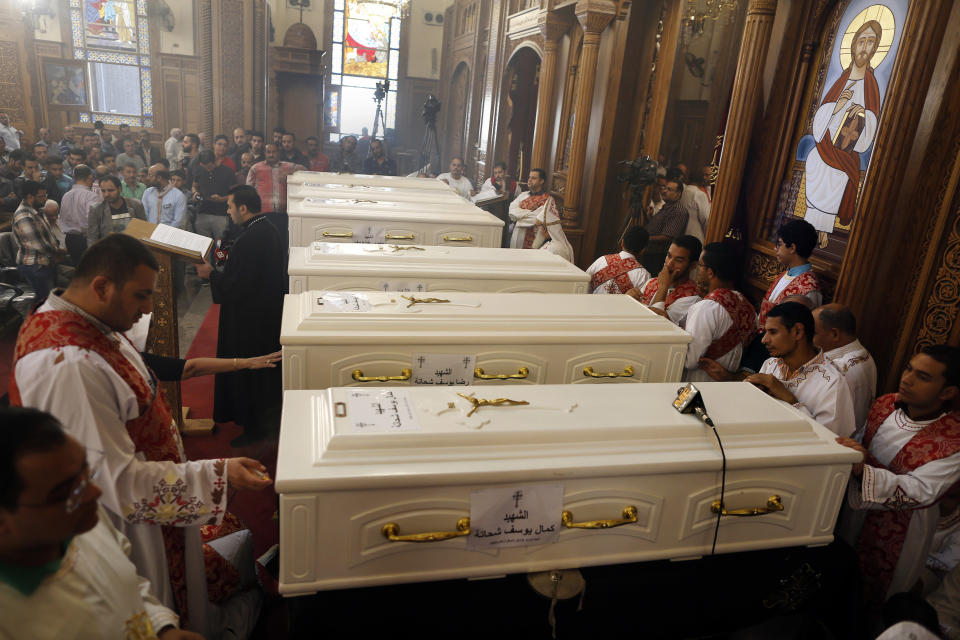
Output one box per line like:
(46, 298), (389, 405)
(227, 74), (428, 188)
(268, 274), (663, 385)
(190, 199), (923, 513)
(0, 407), (200, 640)
(473, 161), (520, 203)
(11, 234), (272, 634)
(746, 301), (855, 437)
(627, 235), (702, 327)
(508, 168), (573, 262)
(813, 303), (877, 430)
(362, 139), (396, 176)
(586, 226), (651, 294)
(436, 156), (475, 200)
(838, 345), (960, 605)
(682, 242), (756, 382)
(87, 175), (146, 244)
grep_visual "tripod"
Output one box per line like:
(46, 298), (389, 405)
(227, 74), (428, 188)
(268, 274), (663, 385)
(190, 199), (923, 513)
(418, 119), (441, 175)
(369, 81), (389, 155)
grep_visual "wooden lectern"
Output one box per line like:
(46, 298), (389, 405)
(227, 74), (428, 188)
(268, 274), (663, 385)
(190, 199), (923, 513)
(474, 192), (512, 247)
(124, 219), (215, 435)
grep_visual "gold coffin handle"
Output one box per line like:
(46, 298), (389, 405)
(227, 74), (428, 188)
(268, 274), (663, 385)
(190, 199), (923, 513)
(582, 365), (635, 378)
(474, 366), (530, 380)
(351, 368), (413, 383)
(385, 233), (416, 240)
(322, 231), (354, 238)
(561, 506), (638, 529)
(442, 234), (473, 242)
(710, 495), (784, 517)
(382, 517), (471, 542)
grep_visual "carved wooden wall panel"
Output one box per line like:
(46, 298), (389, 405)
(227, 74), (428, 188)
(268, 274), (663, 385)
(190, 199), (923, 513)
(219, 0), (246, 131)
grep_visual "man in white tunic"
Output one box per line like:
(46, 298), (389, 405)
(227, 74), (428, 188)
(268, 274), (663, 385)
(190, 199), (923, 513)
(628, 235), (702, 328)
(473, 161), (521, 203)
(10, 234), (271, 633)
(746, 301), (856, 437)
(0, 408), (199, 639)
(683, 243), (756, 382)
(436, 156), (475, 200)
(803, 20), (881, 242)
(813, 303), (877, 430)
(508, 168), (574, 262)
(837, 345), (960, 605)
(585, 226), (651, 294)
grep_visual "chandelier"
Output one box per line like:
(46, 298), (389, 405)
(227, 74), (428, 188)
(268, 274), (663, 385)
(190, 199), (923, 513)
(683, 0), (738, 37)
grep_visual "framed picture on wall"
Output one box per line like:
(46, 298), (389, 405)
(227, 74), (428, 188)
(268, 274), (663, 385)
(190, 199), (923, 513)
(44, 59), (88, 109)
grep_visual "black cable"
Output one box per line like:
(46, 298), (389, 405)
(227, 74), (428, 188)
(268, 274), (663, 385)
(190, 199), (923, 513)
(708, 422), (726, 556)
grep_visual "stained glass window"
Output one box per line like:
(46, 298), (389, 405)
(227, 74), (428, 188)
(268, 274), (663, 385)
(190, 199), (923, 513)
(328, 0), (402, 141)
(69, 0), (153, 127)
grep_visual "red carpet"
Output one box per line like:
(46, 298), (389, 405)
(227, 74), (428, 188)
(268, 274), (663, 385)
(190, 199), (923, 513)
(181, 303), (280, 560)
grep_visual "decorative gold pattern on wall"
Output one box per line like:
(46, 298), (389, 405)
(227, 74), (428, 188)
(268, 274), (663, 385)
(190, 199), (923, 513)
(748, 250), (781, 284)
(915, 200), (960, 350)
(0, 41), (26, 123)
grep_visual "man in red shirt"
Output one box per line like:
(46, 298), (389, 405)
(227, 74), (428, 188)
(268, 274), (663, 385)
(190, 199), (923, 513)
(246, 143), (303, 248)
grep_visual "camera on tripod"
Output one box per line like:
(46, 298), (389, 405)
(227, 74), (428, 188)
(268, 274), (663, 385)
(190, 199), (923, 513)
(374, 80), (389, 103)
(421, 94), (441, 127)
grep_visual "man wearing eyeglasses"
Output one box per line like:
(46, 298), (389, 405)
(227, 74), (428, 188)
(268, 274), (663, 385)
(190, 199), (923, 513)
(643, 171), (689, 276)
(10, 234), (271, 636)
(0, 407), (201, 639)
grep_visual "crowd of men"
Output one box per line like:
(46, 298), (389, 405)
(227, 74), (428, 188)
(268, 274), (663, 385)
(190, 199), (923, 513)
(2, 116), (960, 639)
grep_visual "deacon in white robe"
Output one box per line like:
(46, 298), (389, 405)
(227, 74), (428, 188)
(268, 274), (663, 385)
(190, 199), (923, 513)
(13, 295), (228, 631)
(757, 352), (856, 437)
(508, 188), (574, 263)
(585, 251), (651, 294)
(825, 339), (877, 430)
(846, 403), (960, 599)
(813, 305), (877, 430)
(0, 508), (182, 640)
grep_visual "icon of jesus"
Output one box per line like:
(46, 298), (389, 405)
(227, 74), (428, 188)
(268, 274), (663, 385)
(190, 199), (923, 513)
(803, 20), (882, 247)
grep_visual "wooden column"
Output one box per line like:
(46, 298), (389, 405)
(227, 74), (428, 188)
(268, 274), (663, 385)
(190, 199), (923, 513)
(561, 0), (617, 222)
(531, 13), (571, 173)
(833, 1), (953, 349)
(703, 0), (778, 243)
(198, 0), (214, 143)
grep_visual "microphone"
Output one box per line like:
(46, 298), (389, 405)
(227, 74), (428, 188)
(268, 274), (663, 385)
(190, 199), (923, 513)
(672, 383), (715, 427)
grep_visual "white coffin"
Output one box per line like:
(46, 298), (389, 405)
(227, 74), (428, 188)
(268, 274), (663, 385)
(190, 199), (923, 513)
(288, 243), (590, 294)
(287, 197), (503, 248)
(288, 170), (457, 192)
(280, 291), (690, 389)
(288, 182), (467, 205)
(277, 382), (861, 594)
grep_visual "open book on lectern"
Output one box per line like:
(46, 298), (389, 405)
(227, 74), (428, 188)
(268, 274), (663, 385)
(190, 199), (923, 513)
(123, 218), (213, 264)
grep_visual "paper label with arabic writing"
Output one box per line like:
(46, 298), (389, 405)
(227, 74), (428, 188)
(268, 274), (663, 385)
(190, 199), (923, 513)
(467, 485), (562, 550)
(346, 389), (421, 432)
(412, 353), (475, 386)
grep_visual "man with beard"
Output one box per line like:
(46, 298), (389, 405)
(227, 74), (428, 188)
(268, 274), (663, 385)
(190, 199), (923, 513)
(508, 168), (573, 262)
(305, 135), (329, 172)
(628, 235), (702, 327)
(86, 175), (146, 243)
(473, 161), (520, 202)
(196, 186), (286, 447)
(362, 139), (395, 176)
(331, 135), (363, 173)
(436, 156), (475, 200)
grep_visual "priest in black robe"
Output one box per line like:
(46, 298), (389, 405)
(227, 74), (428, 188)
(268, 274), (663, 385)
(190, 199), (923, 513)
(197, 184), (286, 446)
